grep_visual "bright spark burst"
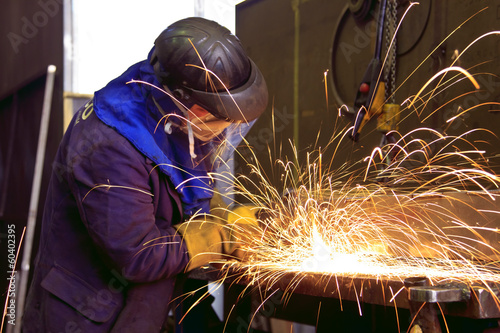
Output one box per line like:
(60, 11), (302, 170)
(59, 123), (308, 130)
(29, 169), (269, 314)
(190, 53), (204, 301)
(214, 125), (500, 285)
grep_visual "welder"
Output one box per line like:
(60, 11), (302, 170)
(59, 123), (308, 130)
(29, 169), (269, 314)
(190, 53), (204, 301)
(22, 17), (268, 332)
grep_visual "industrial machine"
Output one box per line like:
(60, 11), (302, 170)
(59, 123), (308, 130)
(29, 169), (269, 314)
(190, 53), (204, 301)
(235, 0), (500, 180)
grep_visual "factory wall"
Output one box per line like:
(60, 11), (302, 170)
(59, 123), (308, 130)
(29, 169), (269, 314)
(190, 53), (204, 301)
(0, 0), (64, 325)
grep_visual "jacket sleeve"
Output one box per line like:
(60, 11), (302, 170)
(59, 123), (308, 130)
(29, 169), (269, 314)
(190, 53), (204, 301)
(69, 123), (189, 283)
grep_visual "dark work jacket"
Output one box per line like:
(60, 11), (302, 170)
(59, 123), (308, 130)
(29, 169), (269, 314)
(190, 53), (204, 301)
(22, 57), (216, 332)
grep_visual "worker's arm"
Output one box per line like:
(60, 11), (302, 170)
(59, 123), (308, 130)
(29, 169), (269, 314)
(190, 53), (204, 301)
(70, 127), (189, 283)
(174, 205), (261, 271)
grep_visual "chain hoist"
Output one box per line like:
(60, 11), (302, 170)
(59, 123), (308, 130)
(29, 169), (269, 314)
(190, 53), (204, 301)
(377, 0), (400, 137)
(384, 0), (397, 103)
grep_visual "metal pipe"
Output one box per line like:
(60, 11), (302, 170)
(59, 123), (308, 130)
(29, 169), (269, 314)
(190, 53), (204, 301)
(14, 64), (57, 332)
(292, 0), (301, 181)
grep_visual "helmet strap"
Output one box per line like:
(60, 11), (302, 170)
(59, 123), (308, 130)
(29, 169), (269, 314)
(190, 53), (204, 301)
(155, 86), (198, 159)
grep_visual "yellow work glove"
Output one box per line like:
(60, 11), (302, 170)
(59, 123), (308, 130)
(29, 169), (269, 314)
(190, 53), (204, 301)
(174, 205), (261, 271)
(225, 205), (262, 260)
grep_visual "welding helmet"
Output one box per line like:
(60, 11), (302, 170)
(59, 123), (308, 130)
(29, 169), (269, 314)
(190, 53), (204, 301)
(150, 17), (268, 123)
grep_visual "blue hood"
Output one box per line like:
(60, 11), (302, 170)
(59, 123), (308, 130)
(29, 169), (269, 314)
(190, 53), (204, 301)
(93, 52), (214, 216)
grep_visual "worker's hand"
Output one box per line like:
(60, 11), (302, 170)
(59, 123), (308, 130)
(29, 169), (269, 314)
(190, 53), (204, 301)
(173, 205), (262, 271)
(174, 218), (225, 271)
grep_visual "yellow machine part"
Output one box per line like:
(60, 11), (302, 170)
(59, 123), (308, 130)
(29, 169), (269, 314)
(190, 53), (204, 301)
(377, 103), (401, 133)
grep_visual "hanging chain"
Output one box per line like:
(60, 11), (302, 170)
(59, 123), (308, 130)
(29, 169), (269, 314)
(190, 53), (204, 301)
(384, 0), (398, 103)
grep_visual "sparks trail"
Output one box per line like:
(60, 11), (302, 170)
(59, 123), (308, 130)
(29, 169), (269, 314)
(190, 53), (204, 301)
(203, 133), (500, 330)
(211, 128), (500, 285)
(208, 125), (500, 303)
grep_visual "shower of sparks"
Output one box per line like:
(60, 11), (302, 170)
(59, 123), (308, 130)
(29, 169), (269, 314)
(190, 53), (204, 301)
(218, 149), (500, 285)
(206, 124), (500, 301)
(205, 43), (500, 300)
